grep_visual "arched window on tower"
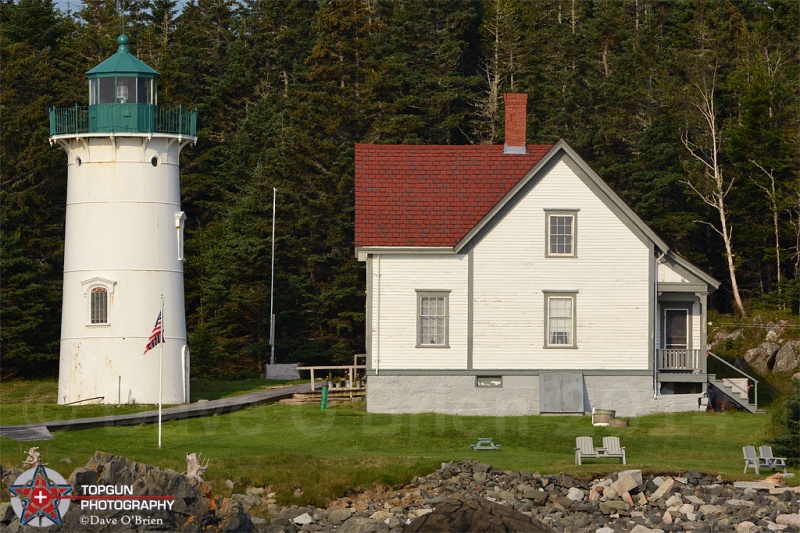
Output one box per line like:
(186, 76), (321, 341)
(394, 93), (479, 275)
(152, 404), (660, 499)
(82, 277), (116, 326)
(91, 287), (108, 324)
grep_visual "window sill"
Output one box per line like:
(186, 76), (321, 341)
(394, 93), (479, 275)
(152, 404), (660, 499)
(416, 344), (450, 349)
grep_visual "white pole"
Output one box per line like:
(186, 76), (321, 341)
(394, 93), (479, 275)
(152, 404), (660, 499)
(158, 294), (164, 449)
(269, 188), (277, 366)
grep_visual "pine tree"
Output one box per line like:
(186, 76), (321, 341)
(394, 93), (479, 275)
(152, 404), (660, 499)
(0, 0), (79, 376)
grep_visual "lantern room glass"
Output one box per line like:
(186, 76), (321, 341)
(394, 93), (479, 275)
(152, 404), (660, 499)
(89, 77), (155, 105)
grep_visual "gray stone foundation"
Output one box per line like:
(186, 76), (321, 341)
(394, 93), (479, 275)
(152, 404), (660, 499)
(366, 374), (705, 417)
(367, 375), (539, 416)
(582, 375), (704, 417)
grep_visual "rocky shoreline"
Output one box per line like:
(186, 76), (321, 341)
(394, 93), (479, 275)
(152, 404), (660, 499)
(2, 454), (798, 532)
(262, 460), (800, 533)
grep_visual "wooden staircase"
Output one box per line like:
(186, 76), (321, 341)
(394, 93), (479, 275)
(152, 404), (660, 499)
(707, 374), (762, 414)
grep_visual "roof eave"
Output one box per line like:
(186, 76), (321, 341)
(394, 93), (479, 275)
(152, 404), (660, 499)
(355, 246), (456, 261)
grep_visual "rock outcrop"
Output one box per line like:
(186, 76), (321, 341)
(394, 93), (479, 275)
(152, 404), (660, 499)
(259, 461), (799, 533)
(1, 451), (253, 532)
(711, 316), (800, 374)
(743, 342), (781, 373)
(2, 458), (799, 532)
(775, 340), (800, 373)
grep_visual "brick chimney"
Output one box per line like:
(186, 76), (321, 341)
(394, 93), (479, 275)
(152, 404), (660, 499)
(504, 93), (528, 154)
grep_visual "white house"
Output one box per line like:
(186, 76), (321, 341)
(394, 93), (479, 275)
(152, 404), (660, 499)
(354, 93), (723, 418)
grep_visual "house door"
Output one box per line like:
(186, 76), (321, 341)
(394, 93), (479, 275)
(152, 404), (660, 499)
(540, 371), (584, 413)
(664, 309), (688, 349)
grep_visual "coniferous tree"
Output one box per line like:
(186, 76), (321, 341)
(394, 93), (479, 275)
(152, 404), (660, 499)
(0, 0), (79, 376)
(2, 0), (798, 377)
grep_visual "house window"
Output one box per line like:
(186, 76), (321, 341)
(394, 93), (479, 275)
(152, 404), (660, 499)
(417, 291), (449, 347)
(545, 293), (576, 347)
(91, 288), (108, 324)
(546, 211), (577, 257)
(476, 376), (503, 388)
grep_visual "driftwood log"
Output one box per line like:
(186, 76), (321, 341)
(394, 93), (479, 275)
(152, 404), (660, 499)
(23, 447), (44, 468)
(186, 452), (209, 482)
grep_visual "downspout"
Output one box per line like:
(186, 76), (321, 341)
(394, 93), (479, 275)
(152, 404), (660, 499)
(375, 255), (381, 376)
(654, 251), (665, 399)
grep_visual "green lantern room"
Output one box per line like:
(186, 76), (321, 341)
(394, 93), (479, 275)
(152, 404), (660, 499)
(50, 34), (196, 137)
(87, 34), (158, 132)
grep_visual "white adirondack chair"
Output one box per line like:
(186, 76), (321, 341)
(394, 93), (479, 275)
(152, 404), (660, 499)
(743, 445), (761, 474)
(758, 446), (787, 473)
(602, 436), (626, 464)
(575, 436), (599, 465)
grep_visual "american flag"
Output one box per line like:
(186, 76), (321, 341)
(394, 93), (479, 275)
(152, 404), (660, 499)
(143, 311), (163, 355)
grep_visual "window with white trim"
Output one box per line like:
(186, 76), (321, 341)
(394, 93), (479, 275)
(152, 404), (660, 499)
(90, 287), (108, 324)
(81, 277), (116, 326)
(417, 291), (449, 347)
(546, 211), (577, 257)
(545, 294), (576, 347)
(175, 211), (186, 262)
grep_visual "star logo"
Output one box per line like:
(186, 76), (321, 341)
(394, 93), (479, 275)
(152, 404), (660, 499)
(8, 465), (72, 527)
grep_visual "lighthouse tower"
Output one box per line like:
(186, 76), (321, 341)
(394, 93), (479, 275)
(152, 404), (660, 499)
(50, 35), (196, 405)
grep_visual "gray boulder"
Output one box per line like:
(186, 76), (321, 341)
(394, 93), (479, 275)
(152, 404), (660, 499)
(402, 497), (554, 533)
(774, 340), (800, 373)
(59, 451), (248, 532)
(339, 516), (390, 533)
(743, 342), (780, 373)
(217, 498), (254, 532)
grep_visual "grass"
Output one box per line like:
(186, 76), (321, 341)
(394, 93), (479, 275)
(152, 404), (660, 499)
(0, 378), (307, 426)
(1, 392), (796, 508)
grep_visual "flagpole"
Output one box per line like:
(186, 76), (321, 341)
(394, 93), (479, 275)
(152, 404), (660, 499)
(158, 294), (164, 449)
(269, 187), (276, 366)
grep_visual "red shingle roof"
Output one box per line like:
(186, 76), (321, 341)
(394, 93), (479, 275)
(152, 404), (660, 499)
(355, 143), (553, 248)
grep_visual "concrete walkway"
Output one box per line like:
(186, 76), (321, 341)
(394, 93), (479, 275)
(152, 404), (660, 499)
(0, 382), (319, 442)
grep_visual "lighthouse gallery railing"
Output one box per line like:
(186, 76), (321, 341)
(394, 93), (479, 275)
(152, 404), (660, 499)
(49, 105), (197, 137)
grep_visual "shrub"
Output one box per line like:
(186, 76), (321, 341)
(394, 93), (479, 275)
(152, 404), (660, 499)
(768, 384), (800, 465)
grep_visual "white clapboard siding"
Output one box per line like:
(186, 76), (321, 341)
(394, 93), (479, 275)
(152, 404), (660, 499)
(692, 301), (702, 349)
(471, 160), (650, 370)
(371, 254), (468, 369)
(658, 262), (688, 283)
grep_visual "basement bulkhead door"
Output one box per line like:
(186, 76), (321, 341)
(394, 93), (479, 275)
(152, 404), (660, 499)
(539, 371), (584, 413)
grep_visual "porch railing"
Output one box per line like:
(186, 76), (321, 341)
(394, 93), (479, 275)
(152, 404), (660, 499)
(657, 349), (702, 371)
(708, 351), (759, 412)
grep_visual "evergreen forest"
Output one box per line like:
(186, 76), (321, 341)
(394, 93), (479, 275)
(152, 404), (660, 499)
(2, 0), (798, 378)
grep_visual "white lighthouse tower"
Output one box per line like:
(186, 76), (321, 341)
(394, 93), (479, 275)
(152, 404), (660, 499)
(50, 35), (196, 405)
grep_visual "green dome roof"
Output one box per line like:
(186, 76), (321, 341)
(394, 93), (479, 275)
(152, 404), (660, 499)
(86, 35), (158, 78)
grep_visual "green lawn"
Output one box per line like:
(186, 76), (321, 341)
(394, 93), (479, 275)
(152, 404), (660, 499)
(1, 395), (795, 507)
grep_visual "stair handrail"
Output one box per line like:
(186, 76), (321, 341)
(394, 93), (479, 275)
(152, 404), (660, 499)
(707, 351), (758, 412)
